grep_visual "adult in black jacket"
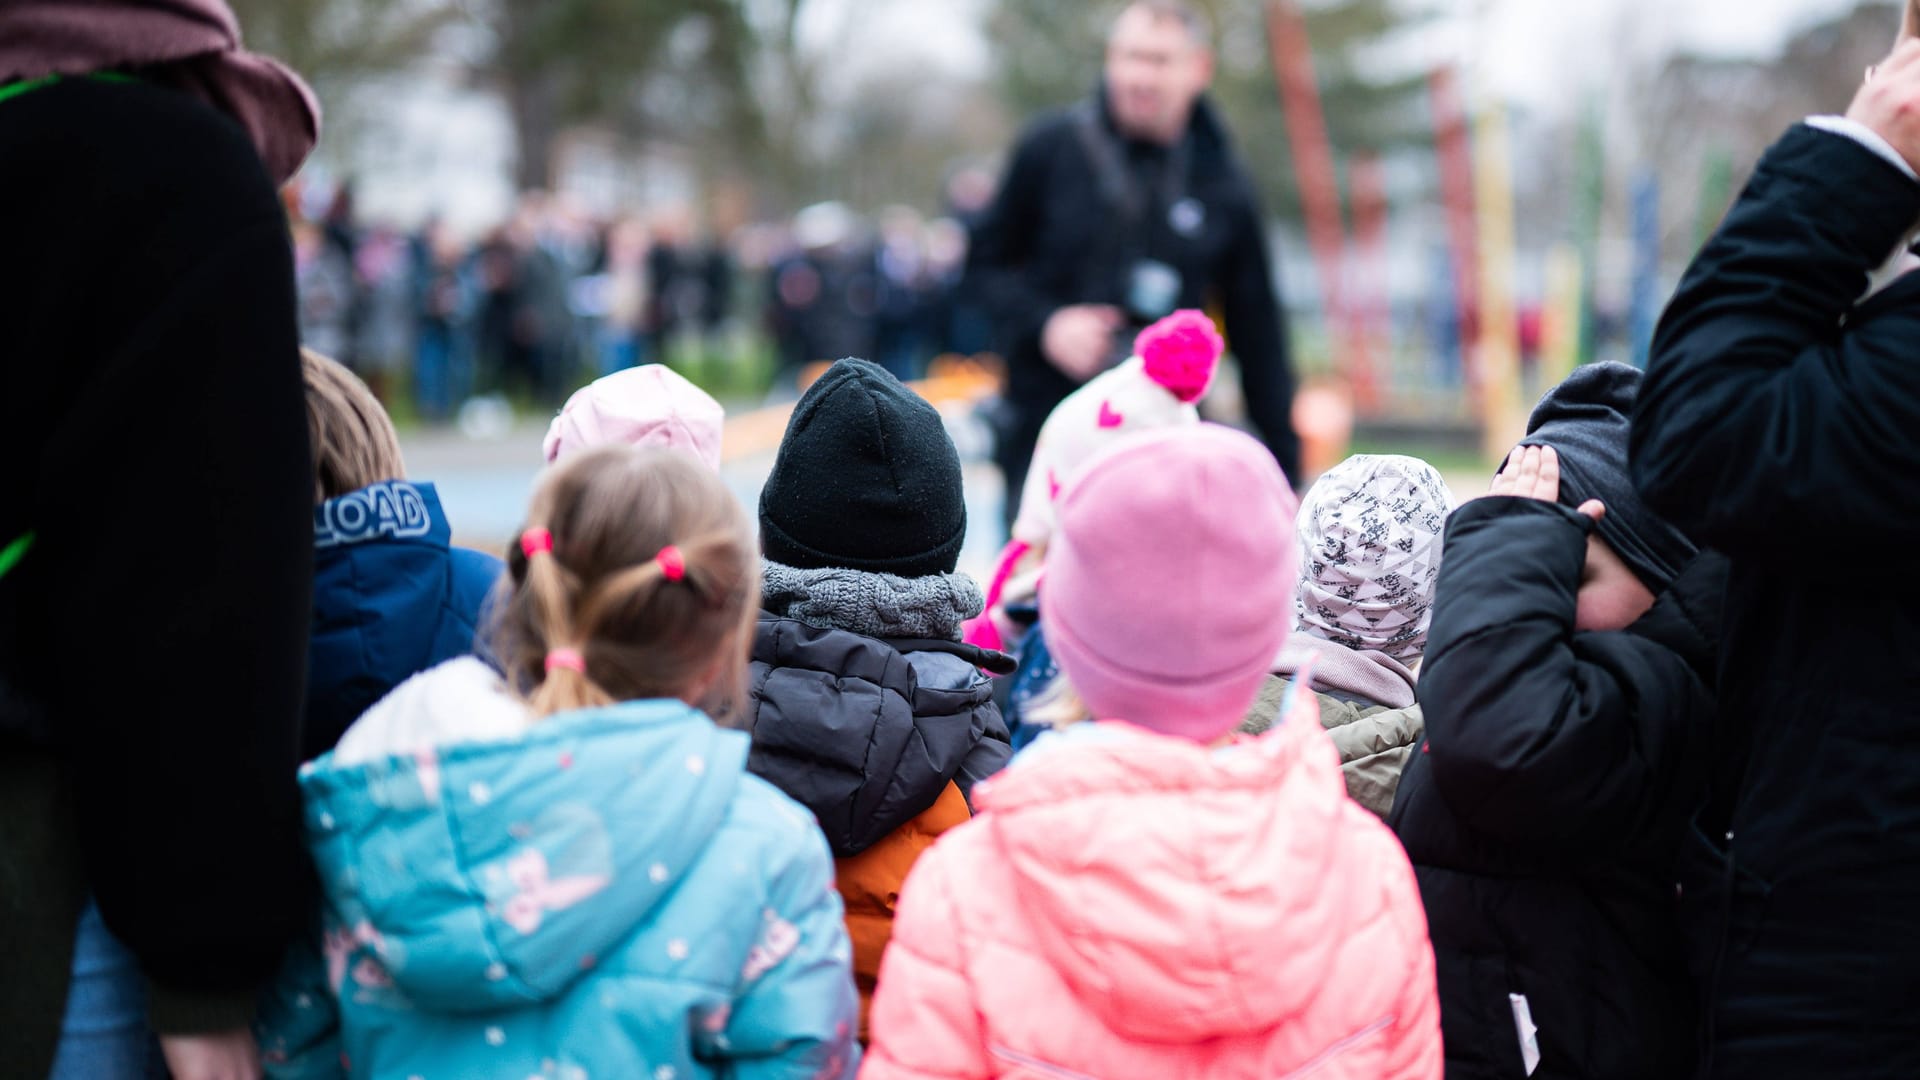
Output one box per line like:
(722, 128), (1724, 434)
(1629, 32), (1920, 1078)
(0, 5), (320, 1077)
(969, 1), (1298, 523)
(1391, 366), (1723, 1079)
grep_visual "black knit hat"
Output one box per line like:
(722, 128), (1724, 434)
(1520, 362), (1698, 594)
(759, 359), (967, 577)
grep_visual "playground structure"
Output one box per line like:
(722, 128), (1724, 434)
(1263, 0), (1697, 465)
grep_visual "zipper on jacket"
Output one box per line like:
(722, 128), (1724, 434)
(1278, 1014), (1397, 1079)
(988, 1046), (1103, 1080)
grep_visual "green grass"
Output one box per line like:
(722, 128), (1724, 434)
(1347, 440), (1495, 478)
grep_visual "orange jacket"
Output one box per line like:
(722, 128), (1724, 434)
(834, 781), (971, 1040)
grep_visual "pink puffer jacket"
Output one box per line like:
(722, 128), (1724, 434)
(862, 702), (1441, 1079)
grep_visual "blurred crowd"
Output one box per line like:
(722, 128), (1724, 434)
(286, 169), (1001, 423)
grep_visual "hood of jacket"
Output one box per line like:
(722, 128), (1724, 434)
(747, 613), (1012, 858)
(974, 685), (1393, 1042)
(307, 480), (502, 758)
(298, 661), (749, 1013)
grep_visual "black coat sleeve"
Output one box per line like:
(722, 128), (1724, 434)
(1217, 187), (1301, 482)
(41, 212), (316, 1031)
(1418, 498), (1707, 848)
(1631, 124), (1920, 552)
(967, 124), (1068, 367)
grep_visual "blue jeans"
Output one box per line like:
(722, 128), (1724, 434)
(47, 902), (165, 1080)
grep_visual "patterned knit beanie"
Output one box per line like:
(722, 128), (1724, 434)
(1294, 454), (1453, 662)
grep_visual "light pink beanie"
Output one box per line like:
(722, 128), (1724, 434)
(1043, 424), (1299, 743)
(543, 365), (725, 470)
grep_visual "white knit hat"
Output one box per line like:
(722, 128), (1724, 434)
(1011, 310), (1223, 548)
(1294, 454), (1453, 662)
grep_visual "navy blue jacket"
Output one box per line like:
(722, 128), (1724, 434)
(306, 480), (501, 760)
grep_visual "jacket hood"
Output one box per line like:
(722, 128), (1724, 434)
(976, 684), (1374, 1042)
(747, 614), (1012, 857)
(299, 662), (748, 1013)
(307, 480), (503, 758)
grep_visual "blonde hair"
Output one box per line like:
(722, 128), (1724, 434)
(490, 446), (760, 723)
(1026, 672), (1092, 732)
(302, 348), (405, 504)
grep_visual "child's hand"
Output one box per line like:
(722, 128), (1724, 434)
(1488, 445), (1606, 522)
(159, 1029), (262, 1080)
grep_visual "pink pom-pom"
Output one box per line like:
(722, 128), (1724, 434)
(1135, 310), (1223, 403)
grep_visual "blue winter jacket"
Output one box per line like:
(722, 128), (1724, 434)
(259, 662), (862, 1079)
(307, 480), (502, 759)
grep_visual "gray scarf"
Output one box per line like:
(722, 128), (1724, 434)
(762, 559), (983, 641)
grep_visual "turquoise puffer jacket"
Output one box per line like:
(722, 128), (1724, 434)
(258, 661), (860, 1079)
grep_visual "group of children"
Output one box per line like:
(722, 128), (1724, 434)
(256, 305), (1721, 1079)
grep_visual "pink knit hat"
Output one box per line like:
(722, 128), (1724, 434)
(1043, 424), (1299, 743)
(543, 365), (724, 470)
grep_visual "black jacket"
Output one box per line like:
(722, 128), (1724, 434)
(1389, 498), (1724, 1079)
(968, 89), (1299, 484)
(0, 77), (315, 1060)
(745, 614), (1014, 858)
(1631, 124), (1920, 1079)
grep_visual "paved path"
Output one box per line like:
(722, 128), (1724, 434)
(403, 402), (1010, 582)
(404, 386), (1490, 589)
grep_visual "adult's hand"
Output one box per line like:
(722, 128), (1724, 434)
(1848, 38), (1920, 173)
(1041, 304), (1123, 382)
(160, 1030), (262, 1080)
(1488, 445), (1606, 523)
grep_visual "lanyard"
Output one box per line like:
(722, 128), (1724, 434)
(0, 71), (137, 107)
(0, 532), (32, 582)
(0, 71), (137, 581)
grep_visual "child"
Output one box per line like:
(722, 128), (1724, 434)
(748, 358), (1013, 1037)
(259, 446), (861, 1078)
(303, 349), (503, 760)
(1241, 453), (1453, 817)
(544, 362), (726, 468)
(865, 424), (1442, 1079)
(964, 309), (1222, 746)
(1390, 363), (1725, 1079)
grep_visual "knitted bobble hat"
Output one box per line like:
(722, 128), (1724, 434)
(759, 358), (967, 578)
(1012, 309), (1225, 548)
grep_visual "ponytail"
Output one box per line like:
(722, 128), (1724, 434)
(517, 526), (617, 718)
(493, 447), (759, 723)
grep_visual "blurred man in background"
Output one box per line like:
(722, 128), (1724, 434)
(969, 0), (1300, 524)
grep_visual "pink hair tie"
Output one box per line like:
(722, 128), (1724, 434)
(521, 527), (555, 559)
(656, 545), (686, 582)
(545, 648), (586, 674)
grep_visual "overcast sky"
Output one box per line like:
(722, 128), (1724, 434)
(818, 0), (1875, 116)
(1468, 0), (1865, 105)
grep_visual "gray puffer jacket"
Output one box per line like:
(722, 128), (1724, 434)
(746, 613), (1015, 858)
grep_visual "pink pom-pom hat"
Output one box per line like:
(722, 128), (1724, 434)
(1010, 309), (1226, 549)
(1136, 309), (1224, 403)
